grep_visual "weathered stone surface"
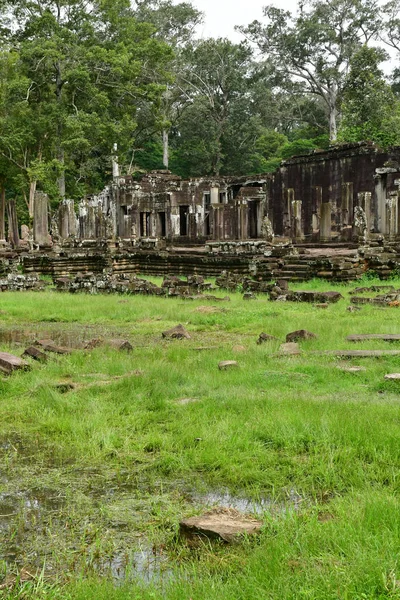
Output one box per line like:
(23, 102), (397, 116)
(286, 330), (317, 343)
(384, 373), (400, 380)
(162, 324), (191, 340)
(325, 350), (400, 358)
(22, 346), (48, 362)
(218, 360), (239, 370)
(315, 303), (329, 309)
(0, 352), (30, 373)
(106, 339), (133, 352)
(347, 306), (361, 312)
(347, 334), (400, 342)
(232, 345), (246, 352)
(36, 339), (71, 354)
(180, 508), (263, 543)
(284, 290), (343, 303)
(243, 292), (257, 300)
(337, 365), (366, 372)
(257, 333), (278, 345)
(279, 342), (301, 355)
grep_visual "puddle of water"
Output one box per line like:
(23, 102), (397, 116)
(98, 542), (172, 584)
(191, 488), (304, 515)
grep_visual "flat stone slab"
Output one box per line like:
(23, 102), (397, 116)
(337, 365), (366, 373)
(218, 361), (238, 370)
(22, 346), (48, 362)
(347, 334), (400, 342)
(36, 339), (71, 354)
(162, 324), (191, 340)
(384, 373), (400, 380)
(0, 352), (30, 374)
(325, 350), (400, 358)
(279, 342), (301, 356)
(180, 508), (263, 543)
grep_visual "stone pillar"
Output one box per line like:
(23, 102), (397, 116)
(375, 172), (387, 233)
(59, 199), (77, 239)
(0, 185), (5, 242)
(7, 200), (19, 248)
(386, 192), (398, 239)
(33, 191), (49, 246)
(341, 182), (353, 226)
(357, 192), (371, 241)
(320, 202), (332, 242)
(210, 186), (219, 205)
(291, 200), (303, 241)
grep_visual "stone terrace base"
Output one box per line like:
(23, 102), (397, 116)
(14, 241), (400, 281)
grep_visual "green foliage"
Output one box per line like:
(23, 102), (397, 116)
(338, 45), (400, 147)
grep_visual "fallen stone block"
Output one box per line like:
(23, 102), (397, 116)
(162, 324), (191, 340)
(180, 508), (263, 543)
(0, 352), (30, 374)
(325, 350), (400, 358)
(384, 373), (400, 380)
(35, 339), (71, 354)
(218, 360), (239, 370)
(279, 342), (301, 356)
(336, 365), (366, 373)
(347, 334), (400, 342)
(106, 339), (133, 352)
(22, 346), (48, 362)
(286, 330), (317, 343)
(257, 333), (279, 345)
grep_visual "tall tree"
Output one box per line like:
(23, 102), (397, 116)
(338, 45), (400, 146)
(0, 0), (173, 205)
(239, 0), (382, 141)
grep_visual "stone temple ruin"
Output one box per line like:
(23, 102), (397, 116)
(4, 141), (400, 281)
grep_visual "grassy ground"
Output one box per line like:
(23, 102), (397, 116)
(1, 277), (400, 598)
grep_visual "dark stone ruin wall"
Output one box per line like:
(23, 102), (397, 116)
(268, 143), (400, 241)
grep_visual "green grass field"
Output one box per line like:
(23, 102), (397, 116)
(2, 277), (400, 599)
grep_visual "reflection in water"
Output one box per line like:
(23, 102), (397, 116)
(191, 488), (304, 515)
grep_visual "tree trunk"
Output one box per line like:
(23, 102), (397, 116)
(162, 129), (169, 170)
(0, 184), (5, 241)
(328, 85), (338, 143)
(55, 62), (65, 198)
(29, 180), (37, 219)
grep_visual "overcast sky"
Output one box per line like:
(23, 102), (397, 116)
(184, 0), (298, 42)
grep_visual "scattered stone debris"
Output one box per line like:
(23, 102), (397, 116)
(336, 365), (367, 373)
(286, 330), (317, 343)
(384, 373), (400, 380)
(0, 273), (47, 292)
(279, 342), (301, 356)
(195, 305), (223, 314)
(218, 361), (239, 370)
(347, 306), (361, 312)
(284, 290), (344, 303)
(22, 346), (48, 362)
(325, 350), (400, 358)
(35, 339), (71, 354)
(180, 508), (263, 543)
(232, 345), (246, 352)
(162, 324), (191, 340)
(243, 292), (257, 300)
(0, 351), (30, 374)
(257, 333), (279, 345)
(347, 334), (400, 342)
(315, 303), (329, 309)
(106, 339), (133, 352)
(349, 285), (395, 295)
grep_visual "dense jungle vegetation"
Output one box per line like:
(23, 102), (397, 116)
(0, 0), (400, 211)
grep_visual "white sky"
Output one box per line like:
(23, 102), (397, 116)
(187, 0), (298, 42)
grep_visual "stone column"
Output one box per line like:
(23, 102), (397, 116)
(210, 186), (219, 205)
(320, 202), (332, 242)
(341, 182), (353, 227)
(59, 199), (77, 239)
(7, 200), (19, 248)
(112, 143), (120, 179)
(357, 192), (371, 241)
(386, 192), (398, 239)
(33, 191), (49, 246)
(291, 200), (303, 241)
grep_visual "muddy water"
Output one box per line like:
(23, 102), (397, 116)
(191, 488), (304, 516)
